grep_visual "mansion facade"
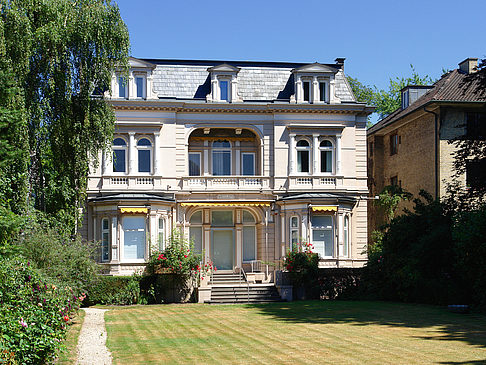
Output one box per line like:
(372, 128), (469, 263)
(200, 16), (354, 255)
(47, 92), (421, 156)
(82, 57), (373, 277)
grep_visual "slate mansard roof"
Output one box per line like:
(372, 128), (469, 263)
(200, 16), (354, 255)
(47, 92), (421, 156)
(138, 58), (357, 103)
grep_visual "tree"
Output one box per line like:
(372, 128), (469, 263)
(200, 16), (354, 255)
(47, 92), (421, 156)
(0, 0), (130, 230)
(349, 65), (433, 120)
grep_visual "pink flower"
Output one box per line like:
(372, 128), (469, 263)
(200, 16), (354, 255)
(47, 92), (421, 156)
(19, 318), (27, 328)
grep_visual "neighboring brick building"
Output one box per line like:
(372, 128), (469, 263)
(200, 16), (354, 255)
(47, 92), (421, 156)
(367, 57), (486, 232)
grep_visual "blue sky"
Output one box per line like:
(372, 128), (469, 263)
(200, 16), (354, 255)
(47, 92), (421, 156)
(115, 0), (485, 92)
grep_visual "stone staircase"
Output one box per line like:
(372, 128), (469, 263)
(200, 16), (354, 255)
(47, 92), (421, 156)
(209, 271), (281, 304)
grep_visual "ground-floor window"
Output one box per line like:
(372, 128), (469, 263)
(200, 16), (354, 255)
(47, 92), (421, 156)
(123, 216), (146, 260)
(158, 217), (165, 251)
(343, 215), (349, 257)
(242, 210), (256, 262)
(312, 215), (334, 258)
(101, 218), (109, 262)
(189, 211), (203, 254)
(290, 216), (299, 248)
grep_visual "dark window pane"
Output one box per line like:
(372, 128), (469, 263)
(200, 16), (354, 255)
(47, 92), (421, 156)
(296, 140), (309, 147)
(189, 153), (201, 176)
(319, 82), (326, 101)
(303, 81), (310, 101)
(113, 138), (126, 146)
(138, 150), (151, 172)
(321, 151), (332, 172)
(242, 154), (254, 175)
(297, 151), (309, 172)
(466, 159), (486, 189)
(220, 81), (229, 101)
(113, 150), (126, 172)
(137, 138), (151, 146)
(136, 77), (144, 98)
(118, 77), (126, 98)
(213, 151), (231, 175)
(467, 112), (486, 139)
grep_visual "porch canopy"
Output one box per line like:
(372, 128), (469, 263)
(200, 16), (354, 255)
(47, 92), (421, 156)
(180, 202), (271, 207)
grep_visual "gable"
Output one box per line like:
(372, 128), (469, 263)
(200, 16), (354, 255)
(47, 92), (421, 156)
(293, 63), (338, 74)
(207, 63), (240, 73)
(129, 57), (156, 69)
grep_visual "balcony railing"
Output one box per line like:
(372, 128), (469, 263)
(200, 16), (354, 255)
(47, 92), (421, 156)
(183, 176), (270, 190)
(288, 176), (343, 189)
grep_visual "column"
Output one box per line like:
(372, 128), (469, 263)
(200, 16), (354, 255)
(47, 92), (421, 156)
(211, 74), (218, 101)
(313, 134), (319, 175)
(128, 132), (136, 174)
(231, 75), (238, 102)
(312, 77), (319, 103)
(102, 150), (111, 175)
(289, 133), (295, 174)
(236, 225), (242, 267)
(149, 212), (157, 254)
(235, 141), (241, 175)
(111, 216), (118, 262)
(337, 213), (343, 258)
(153, 131), (160, 175)
(295, 75), (302, 103)
(204, 226), (210, 264)
(203, 140), (209, 175)
(336, 134), (342, 175)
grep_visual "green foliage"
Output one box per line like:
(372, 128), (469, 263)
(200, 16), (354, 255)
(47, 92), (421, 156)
(348, 65), (433, 121)
(376, 185), (413, 224)
(0, 257), (84, 364)
(146, 230), (210, 277)
(18, 217), (99, 294)
(0, 0), (130, 231)
(85, 276), (141, 306)
(284, 242), (319, 291)
(0, 205), (26, 256)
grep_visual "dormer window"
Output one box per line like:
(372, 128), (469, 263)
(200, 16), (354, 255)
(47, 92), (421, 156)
(135, 76), (145, 98)
(112, 57), (155, 100)
(319, 82), (326, 102)
(292, 62), (339, 104)
(118, 76), (127, 99)
(207, 64), (241, 103)
(303, 81), (311, 102)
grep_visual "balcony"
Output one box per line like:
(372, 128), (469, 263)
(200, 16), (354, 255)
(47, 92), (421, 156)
(183, 176), (270, 191)
(288, 176), (344, 189)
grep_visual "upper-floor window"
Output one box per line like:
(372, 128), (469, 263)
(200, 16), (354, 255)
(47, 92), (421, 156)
(220, 80), (229, 101)
(212, 140), (231, 176)
(118, 76), (127, 99)
(319, 82), (326, 102)
(137, 138), (152, 173)
(135, 76), (145, 98)
(320, 139), (334, 173)
(242, 153), (255, 176)
(296, 139), (310, 173)
(390, 133), (399, 155)
(113, 138), (127, 173)
(467, 112), (486, 140)
(303, 81), (311, 102)
(189, 152), (201, 176)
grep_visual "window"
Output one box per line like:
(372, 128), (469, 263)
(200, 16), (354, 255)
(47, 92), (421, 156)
(101, 218), (109, 262)
(123, 216), (146, 260)
(242, 153), (255, 176)
(113, 138), (127, 173)
(211, 210), (233, 226)
(390, 176), (398, 186)
(312, 215), (333, 258)
(189, 211), (203, 254)
(189, 153), (201, 176)
(466, 112), (486, 140)
(402, 90), (409, 109)
(242, 210), (256, 262)
(137, 138), (152, 173)
(135, 76), (144, 98)
(343, 215), (349, 257)
(296, 139), (310, 173)
(212, 140), (231, 176)
(290, 216), (299, 248)
(319, 82), (326, 102)
(158, 217), (165, 251)
(466, 159), (486, 189)
(303, 81), (311, 102)
(118, 76), (127, 98)
(390, 134), (398, 155)
(319, 139), (334, 173)
(220, 80), (229, 101)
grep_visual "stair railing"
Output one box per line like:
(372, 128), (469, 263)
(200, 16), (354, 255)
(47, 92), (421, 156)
(234, 266), (250, 303)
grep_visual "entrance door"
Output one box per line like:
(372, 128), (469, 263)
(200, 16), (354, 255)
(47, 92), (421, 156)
(212, 229), (234, 270)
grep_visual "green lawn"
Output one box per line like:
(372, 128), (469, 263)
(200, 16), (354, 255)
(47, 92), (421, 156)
(105, 301), (486, 364)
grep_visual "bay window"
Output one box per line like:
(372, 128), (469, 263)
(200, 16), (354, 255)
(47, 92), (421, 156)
(312, 215), (334, 258)
(122, 216), (146, 261)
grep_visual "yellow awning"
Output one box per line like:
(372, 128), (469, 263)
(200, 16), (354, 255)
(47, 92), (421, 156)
(119, 207), (149, 214)
(180, 202), (271, 207)
(311, 205), (338, 212)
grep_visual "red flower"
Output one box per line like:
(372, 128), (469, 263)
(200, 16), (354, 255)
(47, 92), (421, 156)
(63, 315), (69, 322)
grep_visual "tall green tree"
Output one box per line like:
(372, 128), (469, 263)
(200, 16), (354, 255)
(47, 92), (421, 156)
(349, 65), (433, 120)
(0, 0), (130, 229)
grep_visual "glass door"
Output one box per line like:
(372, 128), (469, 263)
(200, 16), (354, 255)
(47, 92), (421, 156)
(212, 229), (234, 270)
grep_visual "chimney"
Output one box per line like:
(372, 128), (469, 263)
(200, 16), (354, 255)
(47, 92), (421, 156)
(335, 58), (345, 70)
(458, 58), (478, 74)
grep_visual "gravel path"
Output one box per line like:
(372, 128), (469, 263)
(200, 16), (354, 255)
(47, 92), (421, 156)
(76, 308), (112, 365)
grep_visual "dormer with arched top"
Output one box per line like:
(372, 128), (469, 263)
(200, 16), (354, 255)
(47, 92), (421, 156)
(292, 62), (340, 104)
(207, 63), (241, 103)
(112, 57), (157, 100)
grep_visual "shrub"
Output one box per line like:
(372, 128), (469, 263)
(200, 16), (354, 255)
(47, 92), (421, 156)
(283, 242), (319, 298)
(84, 276), (141, 306)
(0, 257), (83, 364)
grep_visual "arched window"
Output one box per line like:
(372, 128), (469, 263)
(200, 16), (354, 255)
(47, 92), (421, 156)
(242, 210), (256, 262)
(137, 138), (152, 173)
(189, 210), (203, 254)
(320, 139), (334, 173)
(212, 140), (231, 176)
(296, 139), (310, 173)
(113, 137), (127, 173)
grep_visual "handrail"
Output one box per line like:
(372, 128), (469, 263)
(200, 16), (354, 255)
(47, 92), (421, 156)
(234, 266), (250, 303)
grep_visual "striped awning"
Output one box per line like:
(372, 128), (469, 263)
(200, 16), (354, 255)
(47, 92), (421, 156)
(180, 202), (271, 207)
(311, 205), (338, 212)
(119, 207), (149, 214)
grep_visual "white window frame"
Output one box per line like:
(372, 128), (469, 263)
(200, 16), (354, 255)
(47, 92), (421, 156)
(242, 210), (257, 263)
(241, 152), (255, 176)
(302, 78), (312, 102)
(101, 218), (110, 262)
(318, 80), (329, 103)
(120, 216), (147, 263)
(311, 214), (334, 258)
(117, 75), (128, 99)
(188, 152), (202, 176)
(319, 138), (335, 175)
(189, 210), (203, 254)
(134, 74), (146, 99)
(112, 136), (128, 174)
(137, 136), (153, 174)
(218, 78), (230, 102)
(342, 214), (350, 257)
(290, 216), (299, 250)
(212, 140), (232, 176)
(296, 137), (311, 174)
(158, 217), (165, 251)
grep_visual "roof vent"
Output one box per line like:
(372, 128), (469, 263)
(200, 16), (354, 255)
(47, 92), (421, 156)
(458, 58), (478, 74)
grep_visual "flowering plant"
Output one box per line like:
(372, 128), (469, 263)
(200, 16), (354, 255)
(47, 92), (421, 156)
(283, 242), (319, 287)
(146, 230), (216, 277)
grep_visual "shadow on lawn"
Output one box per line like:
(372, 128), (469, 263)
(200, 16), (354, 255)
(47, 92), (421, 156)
(247, 300), (486, 350)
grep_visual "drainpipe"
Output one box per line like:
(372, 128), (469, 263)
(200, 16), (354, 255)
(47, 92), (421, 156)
(423, 105), (440, 200)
